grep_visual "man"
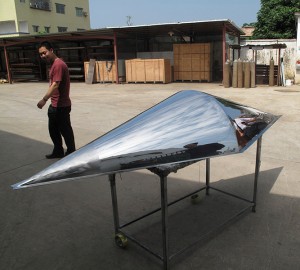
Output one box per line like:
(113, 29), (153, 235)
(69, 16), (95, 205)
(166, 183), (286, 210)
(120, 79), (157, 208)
(37, 41), (76, 159)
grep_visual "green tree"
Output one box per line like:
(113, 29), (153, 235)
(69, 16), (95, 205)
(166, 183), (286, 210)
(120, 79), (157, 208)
(252, 0), (300, 39)
(242, 22), (256, 27)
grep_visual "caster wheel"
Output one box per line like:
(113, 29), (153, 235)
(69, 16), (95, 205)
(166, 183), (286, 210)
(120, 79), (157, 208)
(191, 194), (199, 204)
(115, 233), (128, 248)
(191, 193), (203, 204)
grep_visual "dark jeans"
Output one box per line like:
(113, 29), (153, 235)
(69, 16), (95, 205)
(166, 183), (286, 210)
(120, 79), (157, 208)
(47, 105), (75, 154)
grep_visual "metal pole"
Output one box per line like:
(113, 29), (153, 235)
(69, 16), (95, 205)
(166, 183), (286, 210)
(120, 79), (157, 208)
(109, 174), (120, 233)
(206, 158), (210, 195)
(3, 44), (12, 84)
(160, 174), (169, 270)
(252, 137), (262, 212)
(277, 48), (281, 86)
(113, 32), (119, 84)
(222, 24), (226, 83)
(255, 50), (257, 85)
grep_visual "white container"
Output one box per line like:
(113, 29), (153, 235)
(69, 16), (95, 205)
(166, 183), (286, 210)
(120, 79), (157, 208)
(286, 79), (292, 86)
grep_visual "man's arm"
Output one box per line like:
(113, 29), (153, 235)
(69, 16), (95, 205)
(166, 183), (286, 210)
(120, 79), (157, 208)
(37, 81), (60, 109)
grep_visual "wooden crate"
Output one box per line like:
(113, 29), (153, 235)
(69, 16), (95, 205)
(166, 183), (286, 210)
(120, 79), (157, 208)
(98, 61), (116, 82)
(125, 60), (133, 82)
(125, 59), (171, 83)
(84, 61), (99, 83)
(190, 43), (204, 54)
(85, 61), (117, 83)
(178, 55), (192, 71)
(204, 43), (211, 54)
(191, 54), (201, 70)
(173, 43), (211, 82)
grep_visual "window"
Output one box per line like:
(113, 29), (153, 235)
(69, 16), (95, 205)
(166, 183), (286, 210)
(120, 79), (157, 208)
(75, 7), (83, 17)
(29, 0), (51, 10)
(44, 26), (50, 33)
(32, 25), (39, 32)
(58, 26), (67, 32)
(56, 3), (65, 14)
(20, 0), (25, 3)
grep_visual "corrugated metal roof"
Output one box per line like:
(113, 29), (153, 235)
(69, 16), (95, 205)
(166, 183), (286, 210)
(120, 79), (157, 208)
(0, 19), (243, 47)
(230, 44), (287, 49)
(111, 19), (243, 38)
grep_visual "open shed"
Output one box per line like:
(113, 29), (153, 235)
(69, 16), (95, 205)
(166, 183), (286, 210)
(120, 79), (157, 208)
(229, 43), (287, 86)
(0, 19), (244, 84)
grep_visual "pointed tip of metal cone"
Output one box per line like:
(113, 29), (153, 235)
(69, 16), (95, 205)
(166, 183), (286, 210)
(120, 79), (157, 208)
(11, 181), (31, 190)
(11, 181), (32, 190)
(11, 184), (19, 190)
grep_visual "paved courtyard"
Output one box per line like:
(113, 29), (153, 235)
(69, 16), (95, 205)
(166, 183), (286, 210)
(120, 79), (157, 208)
(0, 81), (299, 270)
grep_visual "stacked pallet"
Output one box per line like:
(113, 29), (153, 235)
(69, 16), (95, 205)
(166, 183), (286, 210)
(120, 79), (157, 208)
(173, 43), (211, 82)
(125, 59), (171, 83)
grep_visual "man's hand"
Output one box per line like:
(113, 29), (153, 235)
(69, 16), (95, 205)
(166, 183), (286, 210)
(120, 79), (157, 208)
(37, 99), (47, 109)
(38, 82), (57, 109)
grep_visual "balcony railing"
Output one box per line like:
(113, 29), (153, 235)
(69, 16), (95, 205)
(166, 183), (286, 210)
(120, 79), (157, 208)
(29, 0), (52, 11)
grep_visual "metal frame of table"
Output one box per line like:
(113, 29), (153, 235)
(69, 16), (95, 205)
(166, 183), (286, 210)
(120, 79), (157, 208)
(108, 137), (262, 270)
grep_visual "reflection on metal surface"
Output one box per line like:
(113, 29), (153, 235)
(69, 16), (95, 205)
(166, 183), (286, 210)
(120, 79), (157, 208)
(12, 90), (279, 189)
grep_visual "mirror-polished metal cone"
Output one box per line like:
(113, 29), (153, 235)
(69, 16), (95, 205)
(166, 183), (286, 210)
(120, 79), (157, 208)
(12, 90), (279, 189)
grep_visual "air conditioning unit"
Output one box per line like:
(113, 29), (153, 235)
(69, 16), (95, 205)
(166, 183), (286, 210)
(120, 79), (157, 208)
(83, 11), (88, 17)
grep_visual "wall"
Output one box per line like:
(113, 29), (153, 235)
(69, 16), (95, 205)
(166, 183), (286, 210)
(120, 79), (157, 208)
(0, 0), (17, 21)
(0, 0), (17, 35)
(295, 12), (300, 84)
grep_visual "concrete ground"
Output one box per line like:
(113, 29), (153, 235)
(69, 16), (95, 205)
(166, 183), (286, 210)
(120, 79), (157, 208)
(0, 81), (299, 270)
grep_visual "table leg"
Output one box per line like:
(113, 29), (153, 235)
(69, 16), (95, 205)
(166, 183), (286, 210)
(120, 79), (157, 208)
(109, 174), (120, 233)
(160, 174), (169, 270)
(206, 158), (210, 195)
(252, 136), (262, 212)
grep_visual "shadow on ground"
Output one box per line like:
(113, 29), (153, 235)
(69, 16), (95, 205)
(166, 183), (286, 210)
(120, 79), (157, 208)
(0, 130), (299, 270)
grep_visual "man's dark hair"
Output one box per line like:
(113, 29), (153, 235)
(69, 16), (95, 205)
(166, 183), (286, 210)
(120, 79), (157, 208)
(38, 41), (54, 50)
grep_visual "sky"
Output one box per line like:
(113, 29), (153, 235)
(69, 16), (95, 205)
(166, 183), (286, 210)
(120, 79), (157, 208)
(89, 0), (261, 29)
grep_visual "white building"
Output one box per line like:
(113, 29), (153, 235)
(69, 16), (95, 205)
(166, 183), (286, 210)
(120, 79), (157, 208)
(0, 0), (90, 37)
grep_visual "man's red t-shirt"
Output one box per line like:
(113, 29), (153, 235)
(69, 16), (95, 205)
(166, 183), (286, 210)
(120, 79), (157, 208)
(49, 58), (71, 108)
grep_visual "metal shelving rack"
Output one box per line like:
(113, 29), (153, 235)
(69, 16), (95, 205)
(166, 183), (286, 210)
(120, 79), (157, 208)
(108, 137), (262, 270)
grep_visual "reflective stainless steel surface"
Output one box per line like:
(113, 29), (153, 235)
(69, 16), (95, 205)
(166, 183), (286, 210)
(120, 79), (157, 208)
(12, 90), (279, 189)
